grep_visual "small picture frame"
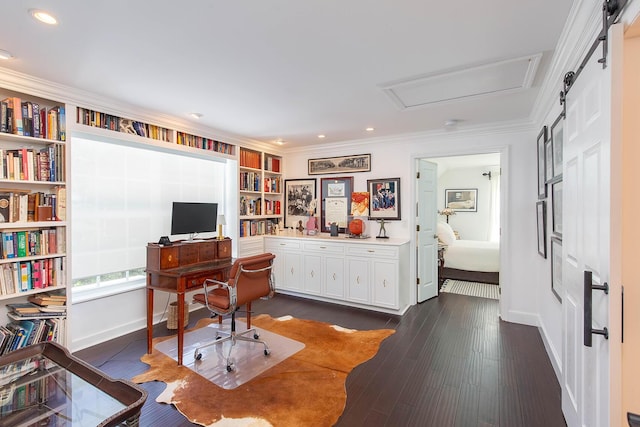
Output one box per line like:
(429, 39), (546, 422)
(551, 236), (563, 302)
(551, 180), (563, 237)
(536, 200), (547, 258)
(368, 178), (401, 220)
(284, 179), (317, 229)
(445, 188), (477, 212)
(320, 176), (353, 233)
(551, 113), (564, 179)
(308, 154), (371, 175)
(537, 126), (548, 199)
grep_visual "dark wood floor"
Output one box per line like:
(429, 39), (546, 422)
(74, 293), (566, 426)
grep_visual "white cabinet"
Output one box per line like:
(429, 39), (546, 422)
(264, 235), (409, 314)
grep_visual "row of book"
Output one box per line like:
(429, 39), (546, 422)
(176, 132), (234, 154)
(0, 317), (64, 356)
(239, 196), (262, 216)
(264, 177), (282, 193)
(0, 258), (65, 296)
(264, 155), (281, 173)
(0, 189), (66, 224)
(0, 146), (64, 183)
(0, 98), (66, 141)
(239, 219), (280, 237)
(264, 199), (282, 215)
(240, 172), (261, 192)
(1, 228), (63, 260)
(76, 107), (172, 142)
(240, 148), (261, 169)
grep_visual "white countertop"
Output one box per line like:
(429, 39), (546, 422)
(264, 232), (410, 246)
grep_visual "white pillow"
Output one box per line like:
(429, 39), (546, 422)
(436, 221), (456, 246)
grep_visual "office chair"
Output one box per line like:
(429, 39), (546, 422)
(192, 253), (276, 372)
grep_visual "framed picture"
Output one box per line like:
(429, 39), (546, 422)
(551, 236), (563, 302)
(537, 125), (548, 199)
(545, 138), (553, 182)
(551, 114), (564, 179)
(445, 188), (477, 212)
(551, 180), (563, 237)
(320, 176), (353, 233)
(368, 178), (401, 220)
(308, 154), (371, 175)
(536, 200), (547, 258)
(284, 178), (317, 229)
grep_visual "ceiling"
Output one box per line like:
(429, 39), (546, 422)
(0, 1), (574, 149)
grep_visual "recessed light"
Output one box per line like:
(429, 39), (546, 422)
(0, 49), (13, 60)
(365, 127), (374, 132)
(189, 112), (203, 119)
(29, 9), (58, 25)
(318, 134), (326, 139)
(444, 119), (459, 127)
(275, 139), (286, 145)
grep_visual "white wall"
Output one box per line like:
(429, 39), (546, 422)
(284, 124), (543, 326)
(437, 166), (492, 241)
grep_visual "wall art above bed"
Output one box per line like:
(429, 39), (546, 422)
(445, 188), (478, 212)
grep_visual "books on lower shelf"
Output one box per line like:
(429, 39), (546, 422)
(1, 228), (65, 259)
(0, 188), (66, 223)
(0, 317), (65, 355)
(0, 258), (65, 296)
(239, 218), (280, 237)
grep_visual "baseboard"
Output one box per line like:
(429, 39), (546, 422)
(538, 315), (562, 381)
(500, 308), (538, 327)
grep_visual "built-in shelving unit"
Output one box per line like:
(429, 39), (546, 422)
(238, 147), (283, 256)
(0, 88), (69, 354)
(76, 106), (235, 156)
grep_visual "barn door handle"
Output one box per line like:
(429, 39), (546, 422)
(584, 270), (609, 347)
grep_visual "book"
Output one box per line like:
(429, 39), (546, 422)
(16, 231), (27, 257)
(6, 302), (41, 314)
(0, 193), (9, 223)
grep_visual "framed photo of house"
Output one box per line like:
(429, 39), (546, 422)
(284, 178), (317, 229)
(445, 188), (477, 212)
(537, 200), (547, 258)
(368, 177), (401, 220)
(537, 125), (548, 199)
(551, 236), (563, 302)
(320, 176), (353, 233)
(551, 114), (564, 179)
(551, 180), (563, 237)
(308, 154), (371, 175)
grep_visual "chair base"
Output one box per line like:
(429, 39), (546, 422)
(193, 323), (270, 372)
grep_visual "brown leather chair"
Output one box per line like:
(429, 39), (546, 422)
(192, 253), (276, 372)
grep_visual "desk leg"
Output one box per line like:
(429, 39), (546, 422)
(146, 286), (154, 354)
(177, 292), (185, 366)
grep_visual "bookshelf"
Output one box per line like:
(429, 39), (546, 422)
(238, 147), (283, 256)
(76, 106), (235, 156)
(0, 88), (68, 355)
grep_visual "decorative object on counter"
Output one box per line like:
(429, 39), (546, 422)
(376, 219), (389, 239)
(297, 220), (305, 233)
(347, 217), (369, 239)
(438, 207), (456, 223)
(308, 153), (371, 175)
(306, 199), (318, 235)
(368, 178), (401, 220)
(350, 192), (369, 216)
(330, 222), (339, 236)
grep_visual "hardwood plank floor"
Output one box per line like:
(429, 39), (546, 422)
(73, 293), (566, 426)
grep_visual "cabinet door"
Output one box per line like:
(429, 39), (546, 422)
(303, 254), (322, 295)
(346, 257), (369, 304)
(324, 256), (344, 299)
(269, 248), (285, 290)
(282, 252), (303, 291)
(372, 259), (398, 308)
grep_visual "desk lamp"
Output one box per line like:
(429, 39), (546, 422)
(217, 214), (226, 240)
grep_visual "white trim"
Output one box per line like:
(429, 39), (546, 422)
(538, 316), (563, 381)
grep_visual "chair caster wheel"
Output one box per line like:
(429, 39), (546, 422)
(264, 349), (271, 356)
(253, 333), (260, 339)
(226, 364), (234, 372)
(194, 351), (202, 361)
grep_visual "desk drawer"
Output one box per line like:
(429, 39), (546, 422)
(186, 271), (226, 290)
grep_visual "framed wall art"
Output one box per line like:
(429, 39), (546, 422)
(551, 180), (563, 237)
(551, 236), (563, 302)
(537, 200), (547, 258)
(320, 176), (353, 233)
(445, 188), (477, 212)
(368, 178), (401, 220)
(550, 113), (564, 179)
(284, 178), (317, 229)
(537, 125), (548, 199)
(308, 154), (371, 175)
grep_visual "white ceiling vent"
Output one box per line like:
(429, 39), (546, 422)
(381, 53), (542, 110)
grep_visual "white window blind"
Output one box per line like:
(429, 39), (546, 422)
(71, 136), (226, 281)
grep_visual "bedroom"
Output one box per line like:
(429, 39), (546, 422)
(425, 153), (501, 289)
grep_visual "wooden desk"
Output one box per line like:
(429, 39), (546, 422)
(146, 238), (232, 365)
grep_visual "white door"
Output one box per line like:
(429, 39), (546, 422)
(562, 36), (611, 426)
(417, 159), (438, 302)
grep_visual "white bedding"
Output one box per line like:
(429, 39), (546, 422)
(443, 239), (500, 272)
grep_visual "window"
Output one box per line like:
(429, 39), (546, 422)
(71, 136), (227, 291)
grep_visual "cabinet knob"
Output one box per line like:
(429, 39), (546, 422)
(357, 276), (360, 284)
(320, 246), (326, 249)
(383, 279), (387, 287)
(333, 273), (336, 280)
(290, 267), (294, 275)
(310, 270), (314, 277)
(367, 250), (374, 253)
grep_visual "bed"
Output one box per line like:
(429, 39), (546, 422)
(437, 221), (500, 285)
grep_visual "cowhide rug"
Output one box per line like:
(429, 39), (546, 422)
(133, 314), (395, 426)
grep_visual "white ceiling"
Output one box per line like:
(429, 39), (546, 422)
(0, 1), (574, 149)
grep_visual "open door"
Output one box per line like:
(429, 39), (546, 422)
(416, 159), (438, 302)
